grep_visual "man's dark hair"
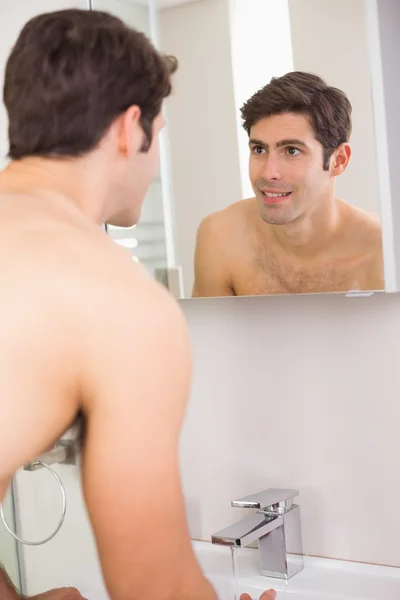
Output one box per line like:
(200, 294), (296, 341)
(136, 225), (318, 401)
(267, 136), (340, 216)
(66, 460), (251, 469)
(241, 71), (352, 170)
(3, 9), (178, 159)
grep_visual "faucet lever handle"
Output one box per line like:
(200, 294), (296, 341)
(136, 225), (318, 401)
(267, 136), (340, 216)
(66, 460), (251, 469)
(231, 488), (299, 513)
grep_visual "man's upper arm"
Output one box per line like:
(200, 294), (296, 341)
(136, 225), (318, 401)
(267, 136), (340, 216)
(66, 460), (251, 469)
(79, 274), (211, 600)
(192, 214), (234, 297)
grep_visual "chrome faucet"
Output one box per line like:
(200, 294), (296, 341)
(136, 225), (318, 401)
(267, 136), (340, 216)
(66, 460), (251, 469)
(211, 488), (303, 580)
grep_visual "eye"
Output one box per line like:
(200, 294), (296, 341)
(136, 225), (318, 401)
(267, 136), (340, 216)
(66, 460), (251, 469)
(252, 145), (266, 155)
(286, 146), (301, 156)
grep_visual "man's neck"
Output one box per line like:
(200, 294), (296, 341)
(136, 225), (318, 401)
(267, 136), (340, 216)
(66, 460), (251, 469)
(271, 197), (343, 259)
(0, 157), (110, 225)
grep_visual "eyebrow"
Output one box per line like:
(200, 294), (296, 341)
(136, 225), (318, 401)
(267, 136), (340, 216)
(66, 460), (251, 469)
(249, 138), (309, 149)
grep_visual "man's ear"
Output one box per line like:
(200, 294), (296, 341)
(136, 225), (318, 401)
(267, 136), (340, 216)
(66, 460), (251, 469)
(330, 142), (351, 176)
(116, 105), (143, 157)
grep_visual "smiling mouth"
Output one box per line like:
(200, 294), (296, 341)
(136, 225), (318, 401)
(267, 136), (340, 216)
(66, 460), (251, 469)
(261, 191), (292, 204)
(262, 191), (292, 198)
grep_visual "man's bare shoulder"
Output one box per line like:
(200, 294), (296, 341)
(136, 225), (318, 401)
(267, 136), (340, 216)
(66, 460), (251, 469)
(339, 199), (382, 249)
(0, 193), (172, 315)
(52, 222), (185, 345)
(0, 208), (188, 480)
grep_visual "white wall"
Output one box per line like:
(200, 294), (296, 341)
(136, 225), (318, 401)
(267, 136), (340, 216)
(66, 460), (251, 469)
(180, 292), (400, 568)
(159, 0), (242, 297)
(288, 0), (380, 214)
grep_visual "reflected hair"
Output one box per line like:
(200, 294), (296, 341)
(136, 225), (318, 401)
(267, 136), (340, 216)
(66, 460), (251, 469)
(240, 71), (352, 170)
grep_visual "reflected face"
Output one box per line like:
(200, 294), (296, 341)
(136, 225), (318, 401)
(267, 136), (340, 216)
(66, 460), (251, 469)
(249, 112), (334, 225)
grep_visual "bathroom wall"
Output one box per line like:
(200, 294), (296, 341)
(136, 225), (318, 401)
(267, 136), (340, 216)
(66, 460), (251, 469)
(180, 292), (400, 568)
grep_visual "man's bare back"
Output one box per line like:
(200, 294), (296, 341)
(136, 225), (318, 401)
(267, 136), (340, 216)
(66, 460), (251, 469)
(0, 188), (133, 488)
(0, 186), (208, 598)
(0, 184), (189, 491)
(192, 198), (384, 297)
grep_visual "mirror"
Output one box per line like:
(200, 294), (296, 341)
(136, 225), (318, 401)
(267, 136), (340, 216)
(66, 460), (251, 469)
(93, 0), (171, 286)
(100, 0), (389, 299)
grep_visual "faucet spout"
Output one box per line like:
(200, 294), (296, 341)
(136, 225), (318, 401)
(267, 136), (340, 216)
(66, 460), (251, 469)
(211, 512), (283, 548)
(211, 488), (304, 580)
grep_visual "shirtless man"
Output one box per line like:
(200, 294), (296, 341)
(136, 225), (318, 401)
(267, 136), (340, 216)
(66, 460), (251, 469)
(0, 9), (275, 600)
(192, 71), (384, 297)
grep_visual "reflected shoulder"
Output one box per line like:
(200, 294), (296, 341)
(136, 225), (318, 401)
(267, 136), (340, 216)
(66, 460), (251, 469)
(339, 199), (382, 242)
(197, 197), (256, 233)
(339, 198), (381, 227)
(221, 196), (257, 218)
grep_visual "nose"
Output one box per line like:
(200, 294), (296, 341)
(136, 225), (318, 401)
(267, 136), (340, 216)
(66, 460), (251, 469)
(262, 155), (281, 180)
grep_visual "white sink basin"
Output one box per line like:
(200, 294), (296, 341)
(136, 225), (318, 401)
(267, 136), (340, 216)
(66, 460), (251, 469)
(192, 540), (400, 600)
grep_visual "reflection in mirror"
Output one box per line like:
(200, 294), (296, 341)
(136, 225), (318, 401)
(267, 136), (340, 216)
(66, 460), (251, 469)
(100, 0), (386, 299)
(159, 0), (384, 298)
(95, 0), (171, 282)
